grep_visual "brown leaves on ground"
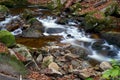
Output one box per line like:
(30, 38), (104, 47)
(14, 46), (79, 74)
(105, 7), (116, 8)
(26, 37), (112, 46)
(79, 0), (113, 15)
(28, 71), (52, 80)
(0, 42), (8, 53)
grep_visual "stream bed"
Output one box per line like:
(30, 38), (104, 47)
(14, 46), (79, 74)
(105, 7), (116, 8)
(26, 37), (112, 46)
(0, 7), (120, 62)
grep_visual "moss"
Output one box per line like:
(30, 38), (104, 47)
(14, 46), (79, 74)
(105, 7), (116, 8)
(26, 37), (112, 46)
(0, 30), (16, 47)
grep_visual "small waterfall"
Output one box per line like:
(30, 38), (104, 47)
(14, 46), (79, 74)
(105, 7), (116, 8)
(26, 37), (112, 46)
(37, 16), (120, 61)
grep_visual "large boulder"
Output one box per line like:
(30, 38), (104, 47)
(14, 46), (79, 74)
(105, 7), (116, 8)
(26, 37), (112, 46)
(101, 31), (120, 47)
(22, 19), (44, 38)
(84, 11), (113, 32)
(0, 30), (16, 47)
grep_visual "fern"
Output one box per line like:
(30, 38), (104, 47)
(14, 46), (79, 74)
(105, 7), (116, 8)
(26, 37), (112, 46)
(102, 60), (120, 79)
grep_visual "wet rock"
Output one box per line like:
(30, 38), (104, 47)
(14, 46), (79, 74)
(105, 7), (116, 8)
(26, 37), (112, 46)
(100, 61), (112, 71)
(101, 31), (120, 47)
(92, 40), (106, 50)
(22, 28), (43, 38)
(22, 20), (44, 38)
(46, 28), (65, 34)
(67, 46), (88, 59)
(0, 30), (16, 47)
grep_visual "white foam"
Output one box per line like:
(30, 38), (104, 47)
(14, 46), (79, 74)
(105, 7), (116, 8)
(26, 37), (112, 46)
(0, 15), (19, 28)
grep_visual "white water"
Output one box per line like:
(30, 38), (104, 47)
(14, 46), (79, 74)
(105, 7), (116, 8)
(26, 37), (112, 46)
(0, 15), (22, 35)
(37, 16), (120, 61)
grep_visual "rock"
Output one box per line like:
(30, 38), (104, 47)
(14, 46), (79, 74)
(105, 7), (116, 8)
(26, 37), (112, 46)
(80, 61), (92, 69)
(73, 68), (96, 79)
(71, 60), (81, 69)
(0, 12), (5, 21)
(46, 28), (65, 34)
(42, 55), (54, 68)
(48, 62), (60, 71)
(100, 61), (112, 71)
(92, 40), (106, 50)
(0, 30), (16, 47)
(65, 53), (79, 60)
(12, 47), (32, 61)
(101, 31), (120, 47)
(67, 46), (88, 59)
(22, 20), (44, 38)
(36, 54), (43, 63)
(22, 28), (43, 38)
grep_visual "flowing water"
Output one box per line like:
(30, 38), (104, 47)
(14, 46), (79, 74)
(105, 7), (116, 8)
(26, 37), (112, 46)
(1, 9), (120, 62)
(37, 16), (120, 61)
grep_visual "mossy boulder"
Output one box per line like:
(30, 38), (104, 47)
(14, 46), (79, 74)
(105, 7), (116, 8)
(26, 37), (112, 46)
(84, 11), (113, 32)
(0, 30), (16, 47)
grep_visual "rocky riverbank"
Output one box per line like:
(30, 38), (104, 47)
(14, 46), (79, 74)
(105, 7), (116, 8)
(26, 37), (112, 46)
(0, 0), (120, 80)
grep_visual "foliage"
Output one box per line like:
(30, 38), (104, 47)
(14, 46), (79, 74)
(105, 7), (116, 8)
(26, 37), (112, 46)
(85, 77), (93, 80)
(0, 53), (27, 75)
(0, 5), (9, 13)
(105, 2), (120, 17)
(47, 0), (63, 11)
(0, 0), (29, 8)
(102, 60), (120, 79)
(0, 30), (16, 47)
